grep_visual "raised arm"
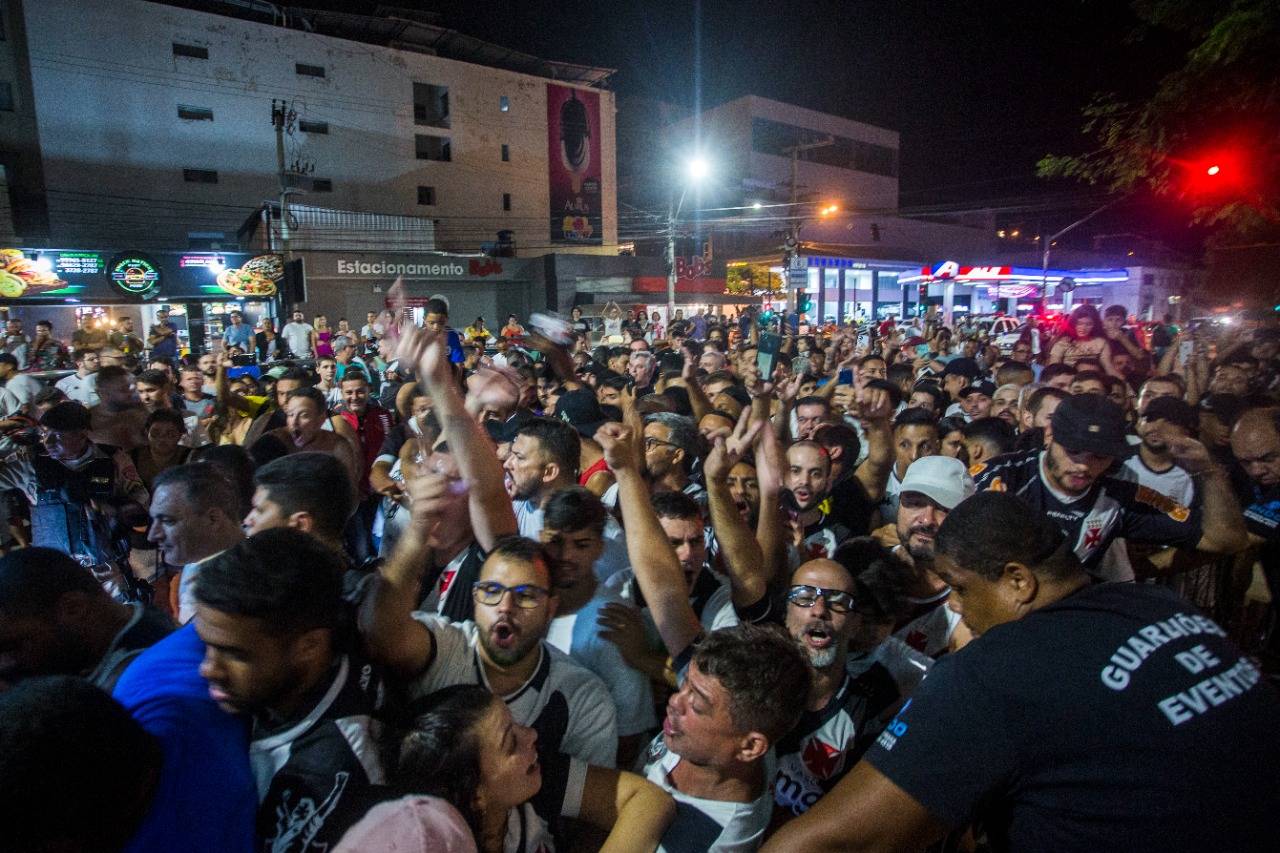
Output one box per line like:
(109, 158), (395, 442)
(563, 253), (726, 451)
(754, 402), (788, 587)
(595, 422), (703, 659)
(402, 326), (517, 552)
(853, 385), (895, 501)
(704, 411), (768, 608)
(681, 344), (713, 423)
(1169, 436), (1249, 555)
(357, 466), (440, 679)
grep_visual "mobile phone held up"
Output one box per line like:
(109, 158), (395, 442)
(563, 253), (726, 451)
(838, 368), (855, 386)
(757, 332), (782, 379)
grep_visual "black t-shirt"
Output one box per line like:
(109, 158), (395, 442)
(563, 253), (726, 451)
(972, 448), (1202, 570)
(867, 582), (1280, 852)
(828, 474), (877, 537)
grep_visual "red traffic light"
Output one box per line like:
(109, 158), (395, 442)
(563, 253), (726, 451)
(1206, 164), (1221, 176)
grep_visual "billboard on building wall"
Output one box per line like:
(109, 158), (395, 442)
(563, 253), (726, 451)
(547, 84), (603, 245)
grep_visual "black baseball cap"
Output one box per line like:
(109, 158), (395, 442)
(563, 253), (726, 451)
(942, 357), (980, 380)
(553, 389), (609, 438)
(1142, 396), (1199, 435)
(40, 401), (92, 432)
(960, 380), (996, 398)
(1050, 394), (1130, 458)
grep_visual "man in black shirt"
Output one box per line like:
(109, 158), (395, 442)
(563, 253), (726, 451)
(765, 492), (1280, 853)
(972, 394), (1247, 574)
(194, 528), (390, 851)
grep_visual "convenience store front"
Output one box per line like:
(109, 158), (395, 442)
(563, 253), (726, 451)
(0, 248), (284, 355)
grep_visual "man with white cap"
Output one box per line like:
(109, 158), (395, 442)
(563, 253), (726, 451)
(888, 456), (976, 660)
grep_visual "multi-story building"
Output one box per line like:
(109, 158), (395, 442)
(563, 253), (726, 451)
(0, 0), (619, 255)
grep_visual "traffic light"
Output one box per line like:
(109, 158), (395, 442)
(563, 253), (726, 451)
(1175, 147), (1250, 197)
(797, 293), (812, 314)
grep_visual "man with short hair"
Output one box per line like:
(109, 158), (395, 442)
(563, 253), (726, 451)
(148, 462), (245, 624)
(330, 369), (395, 558)
(315, 356), (341, 407)
(3, 317), (29, 368)
(0, 547), (172, 690)
(89, 365), (147, 450)
(0, 352), (42, 417)
(1137, 374), (1186, 413)
(989, 382), (1021, 427)
(27, 319), (67, 370)
(243, 452), (356, 555)
(107, 315), (144, 356)
(194, 528), (391, 850)
(1019, 385), (1067, 433)
(135, 369), (177, 413)
(55, 348), (101, 406)
(540, 486), (656, 766)
(220, 310), (253, 351)
(595, 419), (811, 850)
(961, 416), (1015, 466)
(280, 309), (315, 359)
(786, 441), (849, 561)
(178, 366), (215, 420)
(1230, 408), (1280, 660)
(644, 411), (705, 505)
(973, 394), (1248, 576)
(880, 408), (940, 525)
(148, 308), (179, 360)
(764, 491), (1280, 853)
(1070, 369), (1108, 396)
(795, 395), (832, 441)
(957, 380), (995, 421)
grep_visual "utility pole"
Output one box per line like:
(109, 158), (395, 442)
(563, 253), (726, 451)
(781, 137), (835, 316)
(271, 99), (293, 257)
(1040, 199), (1120, 303)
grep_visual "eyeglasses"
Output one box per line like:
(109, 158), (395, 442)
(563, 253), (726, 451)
(472, 581), (550, 609)
(786, 584), (855, 613)
(644, 436), (680, 451)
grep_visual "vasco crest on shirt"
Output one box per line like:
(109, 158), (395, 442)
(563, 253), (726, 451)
(1082, 518), (1105, 550)
(801, 736), (850, 781)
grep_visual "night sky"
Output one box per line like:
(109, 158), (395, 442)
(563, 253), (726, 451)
(284, 0), (1195, 250)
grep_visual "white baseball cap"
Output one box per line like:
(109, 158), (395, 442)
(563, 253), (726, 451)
(899, 456), (975, 510)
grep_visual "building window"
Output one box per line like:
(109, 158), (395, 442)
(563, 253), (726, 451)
(501, 143), (510, 162)
(296, 63), (326, 78)
(311, 178), (332, 192)
(502, 193), (512, 212)
(415, 134), (451, 162)
(0, 82), (13, 112)
(183, 168), (218, 184)
(750, 117), (898, 178)
(177, 105), (214, 121)
(413, 82), (450, 128)
(500, 95), (509, 112)
(417, 185), (436, 206)
(172, 42), (208, 59)
(298, 120), (329, 134)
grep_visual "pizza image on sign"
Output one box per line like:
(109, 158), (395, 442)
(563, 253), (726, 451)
(216, 254), (284, 297)
(0, 248), (68, 297)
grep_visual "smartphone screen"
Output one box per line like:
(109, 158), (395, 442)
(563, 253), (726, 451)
(915, 343), (932, 358)
(757, 332), (782, 377)
(838, 368), (854, 385)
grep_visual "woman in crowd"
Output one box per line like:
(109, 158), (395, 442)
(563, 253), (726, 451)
(314, 314), (335, 358)
(1048, 304), (1110, 367)
(392, 685), (674, 853)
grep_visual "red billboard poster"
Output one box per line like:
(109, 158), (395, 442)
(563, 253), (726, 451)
(547, 83), (603, 245)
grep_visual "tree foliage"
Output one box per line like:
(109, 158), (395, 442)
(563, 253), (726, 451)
(1038, 0), (1279, 241)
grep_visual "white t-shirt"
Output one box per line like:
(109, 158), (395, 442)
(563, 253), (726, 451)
(517, 499), (630, 582)
(409, 614), (619, 767)
(55, 372), (99, 406)
(604, 565), (738, 636)
(642, 736), (775, 853)
(0, 373), (44, 416)
(281, 321), (314, 357)
(1098, 454), (1197, 583)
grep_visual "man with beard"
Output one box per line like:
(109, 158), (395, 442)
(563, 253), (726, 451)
(957, 380), (995, 422)
(508, 415), (630, 581)
(194, 528), (391, 851)
(195, 352), (219, 396)
(765, 492), (1280, 853)
(329, 370), (395, 560)
(972, 394), (1248, 577)
(771, 553), (902, 823)
(540, 486), (655, 767)
(882, 456), (975, 661)
(989, 383), (1021, 428)
(1230, 408), (1280, 663)
(879, 408), (940, 526)
(643, 411), (706, 507)
(786, 441), (849, 561)
(361, 326), (615, 766)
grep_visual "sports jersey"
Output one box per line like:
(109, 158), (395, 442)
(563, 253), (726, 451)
(501, 751), (588, 853)
(250, 654), (391, 853)
(1099, 454), (1197, 583)
(772, 665), (898, 817)
(334, 403), (395, 492)
(642, 735), (775, 853)
(878, 465), (905, 525)
(790, 505), (851, 566)
(971, 448), (1202, 571)
(866, 582), (1280, 852)
(546, 589), (657, 737)
(409, 614), (619, 767)
(418, 542), (486, 622)
(892, 589), (961, 660)
(604, 564), (739, 636)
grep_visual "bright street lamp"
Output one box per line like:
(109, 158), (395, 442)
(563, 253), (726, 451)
(668, 156), (713, 315)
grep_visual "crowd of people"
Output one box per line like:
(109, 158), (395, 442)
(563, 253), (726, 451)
(0, 294), (1277, 853)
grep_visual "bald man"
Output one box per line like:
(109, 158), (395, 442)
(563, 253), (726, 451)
(1231, 407), (1280, 657)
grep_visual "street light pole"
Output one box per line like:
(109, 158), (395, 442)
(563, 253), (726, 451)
(666, 157), (709, 319)
(1040, 198), (1120, 301)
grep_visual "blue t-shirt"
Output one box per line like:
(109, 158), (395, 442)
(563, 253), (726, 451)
(113, 624), (257, 853)
(222, 323), (255, 350)
(150, 321), (178, 358)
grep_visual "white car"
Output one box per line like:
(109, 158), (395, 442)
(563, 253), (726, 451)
(990, 317), (1024, 353)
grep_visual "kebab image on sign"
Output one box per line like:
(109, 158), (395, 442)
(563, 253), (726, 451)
(0, 249), (68, 297)
(217, 255), (284, 297)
